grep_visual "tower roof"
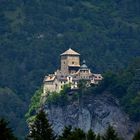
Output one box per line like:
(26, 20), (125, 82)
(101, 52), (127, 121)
(80, 60), (88, 69)
(61, 48), (80, 56)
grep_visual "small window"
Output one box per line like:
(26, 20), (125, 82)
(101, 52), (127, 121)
(64, 62), (65, 64)
(72, 61), (74, 64)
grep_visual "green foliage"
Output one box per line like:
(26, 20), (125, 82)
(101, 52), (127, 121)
(102, 125), (121, 140)
(27, 110), (55, 140)
(0, 87), (27, 139)
(46, 91), (60, 105)
(67, 128), (86, 140)
(96, 134), (101, 140)
(0, 118), (17, 140)
(58, 126), (72, 140)
(78, 80), (87, 90)
(133, 130), (140, 140)
(0, 0), (140, 138)
(120, 59), (140, 120)
(25, 88), (42, 122)
(46, 84), (70, 106)
(27, 123), (125, 140)
(87, 129), (96, 140)
(87, 58), (140, 121)
(58, 127), (101, 140)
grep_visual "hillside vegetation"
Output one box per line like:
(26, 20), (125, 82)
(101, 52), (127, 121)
(0, 0), (140, 139)
(27, 58), (140, 122)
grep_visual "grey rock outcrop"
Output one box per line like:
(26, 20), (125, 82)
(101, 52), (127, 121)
(44, 94), (138, 140)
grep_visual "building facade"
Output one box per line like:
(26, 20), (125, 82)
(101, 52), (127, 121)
(43, 48), (103, 96)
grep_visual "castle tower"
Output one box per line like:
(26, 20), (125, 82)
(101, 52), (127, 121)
(60, 48), (80, 74)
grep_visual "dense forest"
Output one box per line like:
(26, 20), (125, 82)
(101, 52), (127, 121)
(0, 0), (140, 139)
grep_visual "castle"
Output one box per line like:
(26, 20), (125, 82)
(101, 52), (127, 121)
(43, 48), (102, 96)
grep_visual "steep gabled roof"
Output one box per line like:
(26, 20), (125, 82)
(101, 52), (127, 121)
(60, 48), (80, 56)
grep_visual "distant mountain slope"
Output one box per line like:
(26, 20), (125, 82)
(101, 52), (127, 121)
(0, 0), (140, 139)
(0, 87), (27, 139)
(0, 0), (140, 99)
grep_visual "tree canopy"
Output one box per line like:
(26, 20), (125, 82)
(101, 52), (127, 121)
(27, 109), (55, 140)
(0, 118), (17, 140)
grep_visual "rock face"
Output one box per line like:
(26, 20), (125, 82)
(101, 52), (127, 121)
(44, 94), (137, 140)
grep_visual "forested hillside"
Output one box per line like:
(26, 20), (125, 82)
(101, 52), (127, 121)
(0, 0), (140, 139)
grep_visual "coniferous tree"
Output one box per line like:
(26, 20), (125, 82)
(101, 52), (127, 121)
(87, 129), (96, 140)
(102, 125), (120, 140)
(96, 134), (101, 140)
(27, 109), (55, 140)
(58, 126), (72, 140)
(68, 128), (86, 140)
(133, 130), (140, 140)
(0, 118), (17, 140)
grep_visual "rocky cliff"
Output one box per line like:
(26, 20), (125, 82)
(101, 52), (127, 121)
(44, 93), (138, 140)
